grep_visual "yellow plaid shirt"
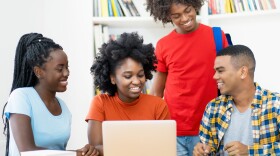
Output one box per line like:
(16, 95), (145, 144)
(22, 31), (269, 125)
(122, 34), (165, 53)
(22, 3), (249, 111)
(199, 83), (280, 155)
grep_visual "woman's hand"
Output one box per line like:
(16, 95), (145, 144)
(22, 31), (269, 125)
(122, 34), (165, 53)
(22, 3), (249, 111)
(76, 144), (99, 156)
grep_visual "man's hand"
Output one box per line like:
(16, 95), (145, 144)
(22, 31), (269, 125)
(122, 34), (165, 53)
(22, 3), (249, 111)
(224, 141), (248, 156)
(193, 142), (211, 156)
(76, 144), (99, 156)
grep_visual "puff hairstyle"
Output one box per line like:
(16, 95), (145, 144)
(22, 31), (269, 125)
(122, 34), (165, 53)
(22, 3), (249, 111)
(2, 33), (62, 156)
(90, 32), (157, 96)
(146, 0), (204, 24)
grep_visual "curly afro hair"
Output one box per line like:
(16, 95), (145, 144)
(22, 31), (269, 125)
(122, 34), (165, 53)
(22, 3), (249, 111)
(146, 0), (204, 24)
(90, 32), (157, 96)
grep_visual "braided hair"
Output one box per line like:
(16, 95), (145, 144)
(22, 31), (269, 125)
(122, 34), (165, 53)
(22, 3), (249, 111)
(90, 32), (157, 96)
(2, 33), (62, 156)
(145, 0), (204, 25)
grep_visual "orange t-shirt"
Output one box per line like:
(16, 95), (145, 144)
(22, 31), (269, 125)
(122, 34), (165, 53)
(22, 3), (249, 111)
(85, 93), (170, 121)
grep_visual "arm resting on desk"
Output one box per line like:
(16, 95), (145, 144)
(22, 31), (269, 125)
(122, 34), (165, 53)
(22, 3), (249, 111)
(88, 120), (104, 156)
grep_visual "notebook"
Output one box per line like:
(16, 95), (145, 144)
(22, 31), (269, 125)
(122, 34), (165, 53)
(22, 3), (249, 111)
(21, 150), (75, 156)
(102, 120), (177, 156)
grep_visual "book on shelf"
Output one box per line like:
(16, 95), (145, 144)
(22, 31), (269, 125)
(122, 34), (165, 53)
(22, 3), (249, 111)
(93, 24), (115, 56)
(208, 0), (212, 14)
(241, 0), (249, 11)
(250, 0), (258, 11)
(122, 0), (133, 16)
(98, 0), (102, 17)
(230, 0), (237, 13)
(115, 0), (124, 16)
(117, 0), (131, 16)
(93, 0), (102, 17)
(260, 0), (268, 10)
(207, 0), (279, 14)
(247, 0), (254, 11)
(269, 0), (277, 9)
(94, 24), (103, 57)
(94, 24), (128, 56)
(235, 0), (242, 12)
(132, 0), (150, 17)
(225, 0), (232, 13)
(93, 0), (141, 17)
(238, 0), (245, 11)
(101, 0), (109, 17)
(108, 0), (114, 16)
(93, 0), (98, 17)
(126, 0), (140, 16)
(267, 0), (273, 9)
(208, 0), (217, 14)
(258, 0), (264, 10)
(254, 0), (262, 10)
(95, 88), (102, 95)
(111, 0), (120, 16)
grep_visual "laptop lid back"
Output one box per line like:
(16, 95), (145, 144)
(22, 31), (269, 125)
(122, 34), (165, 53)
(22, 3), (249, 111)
(102, 120), (176, 156)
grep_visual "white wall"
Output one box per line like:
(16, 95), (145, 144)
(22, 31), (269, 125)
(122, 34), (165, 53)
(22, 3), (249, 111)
(209, 13), (280, 92)
(0, 0), (93, 155)
(41, 0), (93, 150)
(0, 0), (44, 154)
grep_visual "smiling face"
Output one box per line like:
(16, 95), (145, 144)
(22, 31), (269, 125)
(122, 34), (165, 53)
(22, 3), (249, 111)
(110, 58), (146, 103)
(213, 56), (243, 96)
(35, 49), (69, 93)
(169, 3), (198, 34)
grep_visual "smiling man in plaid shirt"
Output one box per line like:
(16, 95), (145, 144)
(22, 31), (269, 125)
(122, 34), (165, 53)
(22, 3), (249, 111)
(193, 45), (280, 156)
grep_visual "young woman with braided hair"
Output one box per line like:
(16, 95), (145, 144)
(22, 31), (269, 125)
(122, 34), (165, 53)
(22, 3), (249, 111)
(2, 33), (98, 156)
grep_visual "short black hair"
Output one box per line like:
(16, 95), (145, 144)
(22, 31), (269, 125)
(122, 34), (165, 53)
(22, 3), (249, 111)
(90, 32), (157, 96)
(2, 32), (62, 156)
(145, 0), (204, 24)
(217, 45), (256, 77)
(10, 33), (63, 91)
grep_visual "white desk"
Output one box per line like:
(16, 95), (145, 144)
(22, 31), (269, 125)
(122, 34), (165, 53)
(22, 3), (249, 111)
(21, 150), (76, 156)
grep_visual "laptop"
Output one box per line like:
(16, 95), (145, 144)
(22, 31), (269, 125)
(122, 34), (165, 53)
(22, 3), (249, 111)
(102, 120), (177, 156)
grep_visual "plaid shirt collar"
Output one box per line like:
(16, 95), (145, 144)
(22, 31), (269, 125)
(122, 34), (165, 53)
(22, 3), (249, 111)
(224, 82), (262, 111)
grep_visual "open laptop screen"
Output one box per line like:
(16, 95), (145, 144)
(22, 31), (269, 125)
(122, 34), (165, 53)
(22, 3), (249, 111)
(102, 120), (176, 156)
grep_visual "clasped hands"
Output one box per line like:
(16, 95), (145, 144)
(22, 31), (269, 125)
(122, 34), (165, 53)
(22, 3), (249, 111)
(193, 141), (248, 156)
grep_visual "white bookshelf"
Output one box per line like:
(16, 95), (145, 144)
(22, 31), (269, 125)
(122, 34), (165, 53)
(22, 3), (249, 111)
(92, 1), (280, 30)
(92, 17), (174, 28)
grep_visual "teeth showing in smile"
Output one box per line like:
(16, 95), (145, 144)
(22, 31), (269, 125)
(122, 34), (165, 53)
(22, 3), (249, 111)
(183, 20), (192, 26)
(130, 87), (140, 92)
(217, 83), (223, 89)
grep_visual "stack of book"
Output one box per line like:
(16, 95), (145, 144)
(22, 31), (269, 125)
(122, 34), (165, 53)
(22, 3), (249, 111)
(93, 0), (140, 17)
(208, 0), (280, 15)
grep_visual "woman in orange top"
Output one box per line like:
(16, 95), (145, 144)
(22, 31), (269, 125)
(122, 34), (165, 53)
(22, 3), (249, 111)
(86, 32), (170, 156)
